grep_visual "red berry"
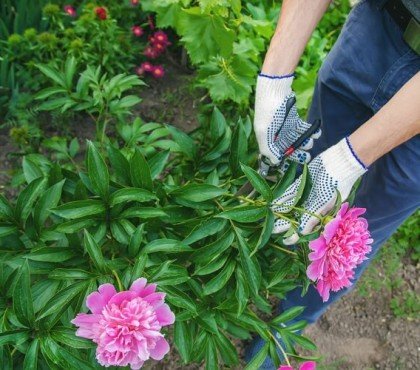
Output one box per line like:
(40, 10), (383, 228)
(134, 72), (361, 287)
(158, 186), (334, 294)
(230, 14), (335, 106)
(95, 7), (107, 20)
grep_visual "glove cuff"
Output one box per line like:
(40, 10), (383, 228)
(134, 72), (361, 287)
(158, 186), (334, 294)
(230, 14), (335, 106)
(322, 138), (367, 184)
(256, 73), (294, 101)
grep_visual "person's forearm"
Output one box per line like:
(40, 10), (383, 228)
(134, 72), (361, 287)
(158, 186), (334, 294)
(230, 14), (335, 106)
(262, 0), (332, 75)
(349, 72), (420, 166)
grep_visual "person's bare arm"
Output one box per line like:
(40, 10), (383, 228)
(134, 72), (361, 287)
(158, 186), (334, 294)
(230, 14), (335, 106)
(262, 0), (332, 75)
(350, 72), (420, 166)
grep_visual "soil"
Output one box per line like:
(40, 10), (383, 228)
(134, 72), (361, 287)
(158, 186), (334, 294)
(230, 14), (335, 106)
(1, 65), (418, 370)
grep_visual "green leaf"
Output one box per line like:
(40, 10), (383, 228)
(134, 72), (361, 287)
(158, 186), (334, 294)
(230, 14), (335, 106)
(52, 200), (105, 219)
(240, 163), (273, 201)
(34, 180), (65, 231)
(51, 327), (95, 349)
(170, 184), (225, 202)
(54, 218), (97, 233)
(87, 141), (109, 199)
(210, 107), (227, 140)
(203, 259), (235, 295)
(37, 282), (88, 321)
(130, 149), (153, 191)
(35, 64), (66, 87)
(13, 260), (35, 327)
(149, 150), (170, 179)
(0, 330), (29, 346)
(271, 306), (305, 325)
(215, 332), (239, 366)
(205, 335), (218, 370)
(178, 8), (235, 63)
(128, 224), (145, 258)
(218, 205), (267, 223)
(26, 247), (75, 262)
(164, 286), (198, 314)
(235, 267), (249, 316)
(244, 342), (269, 370)
(84, 230), (107, 272)
(22, 157), (43, 183)
(273, 162), (297, 198)
(120, 206), (167, 219)
(251, 210), (275, 255)
(110, 188), (156, 206)
(293, 164), (308, 206)
(15, 177), (47, 224)
(23, 339), (40, 370)
(194, 253), (229, 276)
(0, 194), (14, 219)
(166, 125), (197, 159)
(108, 146), (130, 184)
(288, 333), (317, 351)
(174, 321), (191, 363)
(191, 230), (235, 263)
(143, 239), (192, 254)
(183, 218), (226, 244)
(0, 225), (17, 238)
(49, 269), (93, 280)
(236, 231), (261, 295)
(230, 119), (248, 175)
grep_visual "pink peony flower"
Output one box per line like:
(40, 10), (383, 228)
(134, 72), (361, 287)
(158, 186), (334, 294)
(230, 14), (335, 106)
(279, 361), (316, 370)
(95, 7), (107, 20)
(132, 25), (144, 37)
(307, 203), (373, 302)
(131, 0), (140, 5)
(150, 31), (170, 47)
(72, 278), (175, 369)
(151, 65), (165, 79)
(64, 5), (77, 17)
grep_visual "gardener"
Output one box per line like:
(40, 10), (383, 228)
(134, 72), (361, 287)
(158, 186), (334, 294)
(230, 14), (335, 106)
(247, 0), (420, 367)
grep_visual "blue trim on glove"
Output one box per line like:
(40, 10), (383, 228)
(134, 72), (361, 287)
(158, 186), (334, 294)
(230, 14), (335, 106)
(345, 137), (368, 170)
(258, 72), (295, 80)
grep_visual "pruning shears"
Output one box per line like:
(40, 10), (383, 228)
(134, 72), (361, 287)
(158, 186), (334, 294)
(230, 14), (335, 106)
(236, 118), (321, 197)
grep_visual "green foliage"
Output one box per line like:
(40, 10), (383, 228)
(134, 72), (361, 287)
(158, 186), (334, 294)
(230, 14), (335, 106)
(0, 110), (318, 368)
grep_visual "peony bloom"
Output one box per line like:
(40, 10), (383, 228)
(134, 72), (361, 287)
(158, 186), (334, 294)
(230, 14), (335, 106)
(279, 361), (316, 370)
(151, 65), (165, 79)
(131, 0), (140, 5)
(132, 25), (144, 37)
(72, 278), (175, 369)
(95, 7), (107, 20)
(64, 5), (76, 17)
(307, 203), (373, 302)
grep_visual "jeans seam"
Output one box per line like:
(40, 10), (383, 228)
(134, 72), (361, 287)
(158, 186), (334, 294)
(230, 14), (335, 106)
(370, 49), (414, 110)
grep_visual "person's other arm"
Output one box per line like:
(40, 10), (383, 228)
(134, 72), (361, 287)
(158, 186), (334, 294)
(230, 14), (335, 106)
(262, 0), (332, 75)
(350, 72), (420, 166)
(255, 0), (332, 166)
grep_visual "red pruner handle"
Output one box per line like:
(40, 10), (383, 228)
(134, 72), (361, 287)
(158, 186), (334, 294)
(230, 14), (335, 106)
(284, 146), (295, 157)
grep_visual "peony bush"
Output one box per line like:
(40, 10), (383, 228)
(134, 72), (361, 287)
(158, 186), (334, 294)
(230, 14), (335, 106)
(0, 110), (369, 368)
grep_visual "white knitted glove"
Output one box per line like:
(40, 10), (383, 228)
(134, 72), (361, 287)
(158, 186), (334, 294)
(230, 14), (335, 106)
(254, 73), (321, 166)
(272, 137), (367, 244)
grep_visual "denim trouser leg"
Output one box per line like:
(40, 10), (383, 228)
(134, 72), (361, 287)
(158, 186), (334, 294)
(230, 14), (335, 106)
(281, 0), (420, 324)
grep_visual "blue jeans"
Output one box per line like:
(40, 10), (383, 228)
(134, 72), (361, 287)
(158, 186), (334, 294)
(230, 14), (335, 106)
(248, 2), (420, 368)
(282, 0), (420, 325)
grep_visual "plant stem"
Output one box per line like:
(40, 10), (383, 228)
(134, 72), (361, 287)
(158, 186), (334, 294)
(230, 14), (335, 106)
(268, 330), (291, 366)
(112, 270), (124, 291)
(270, 243), (297, 256)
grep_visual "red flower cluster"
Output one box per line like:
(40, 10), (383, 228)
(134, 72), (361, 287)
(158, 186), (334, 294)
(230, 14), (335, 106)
(131, 0), (140, 6)
(135, 62), (165, 79)
(143, 30), (170, 59)
(132, 25), (144, 37)
(95, 7), (107, 20)
(64, 5), (77, 17)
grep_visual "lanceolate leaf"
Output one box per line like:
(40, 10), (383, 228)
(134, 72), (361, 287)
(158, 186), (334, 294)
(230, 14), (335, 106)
(170, 184), (226, 202)
(218, 205), (267, 223)
(130, 149), (153, 191)
(51, 200), (105, 219)
(15, 177), (47, 224)
(0, 330), (30, 346)
(244, 342), (269, 370)
(23, 338), (39, 370)
(87, 141), (110, 200)
(143, 239), (192, 254)
(13, 260), (35, 327)
(110, 188), (156, 206)
(240, 163), (273, 201)
(83, 230), (107, 272)
(203, 259), (236, 295)
(34, 180), (65, 231)
(174, 321), (191, 363)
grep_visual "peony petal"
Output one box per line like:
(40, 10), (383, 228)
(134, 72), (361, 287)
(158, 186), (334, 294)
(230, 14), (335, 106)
(71, 313), (102, 340)
(307, 258), (324, 281)
(155, 304), (175, 326)
(107, 291), (136, 306)
(86, 283), (116, 314)
(337, 202), (349, 217)
(150, 337), (170, 360)
(300, 361), (317, 370)
(308, 237), (327, 260)
(138, 283), (157, 297)
(279, 366), (294, 370)
(143, 292), (166, 308)
(323, 218), (340, 244)
(130, 278), (148, 294)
